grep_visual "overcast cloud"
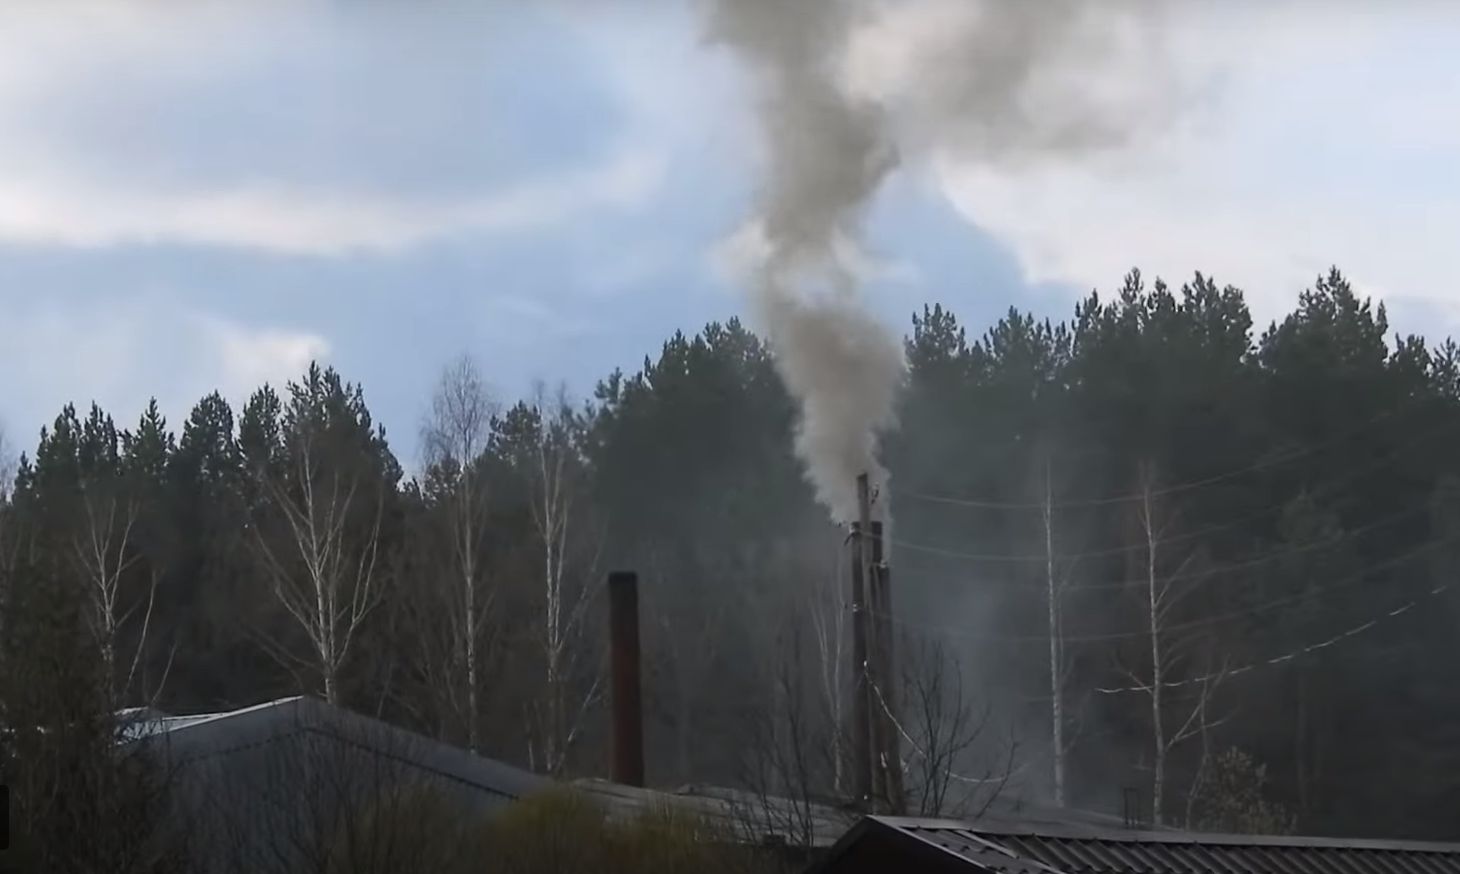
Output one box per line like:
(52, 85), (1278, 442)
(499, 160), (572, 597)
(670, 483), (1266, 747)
(1, 1), (1455, 461)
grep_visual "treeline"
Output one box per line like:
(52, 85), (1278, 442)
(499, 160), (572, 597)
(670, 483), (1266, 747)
(3, 267), (1460, 845)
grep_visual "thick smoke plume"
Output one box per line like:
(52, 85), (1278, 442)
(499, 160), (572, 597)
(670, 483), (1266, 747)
(707, 0), (1173, 523)
(706, 0), (903, 523)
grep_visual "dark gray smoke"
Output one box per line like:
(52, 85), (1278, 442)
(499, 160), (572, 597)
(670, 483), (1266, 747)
(705, 0), (1174, 523)
(706, 0), (903, 523)
(840, 0), (1177, 165)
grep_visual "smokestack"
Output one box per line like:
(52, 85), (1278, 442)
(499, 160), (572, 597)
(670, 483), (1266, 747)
(608, 570), (645, 788)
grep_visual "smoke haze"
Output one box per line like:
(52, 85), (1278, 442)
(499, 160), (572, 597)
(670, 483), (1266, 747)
(706, 0), (1178, 523)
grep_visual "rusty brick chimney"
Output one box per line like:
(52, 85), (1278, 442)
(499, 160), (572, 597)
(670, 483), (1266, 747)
(608, 570), (645, 787)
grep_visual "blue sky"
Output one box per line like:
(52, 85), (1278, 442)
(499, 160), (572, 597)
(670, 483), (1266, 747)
(2, 1), (1458, 467)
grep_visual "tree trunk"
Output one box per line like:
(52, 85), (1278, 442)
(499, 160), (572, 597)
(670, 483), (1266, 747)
(1043, 458), (1066, 807)
(1295, 666), (1309, 819)
(466, 579), (479, 752)
(1143, 466), (1166, 827)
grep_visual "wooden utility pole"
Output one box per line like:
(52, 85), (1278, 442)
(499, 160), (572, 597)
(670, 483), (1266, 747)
(849, 473), (873, 806)
(850, 472), (903, 813)
(870, 518), (904, 812)
(857, 474), (883, 807)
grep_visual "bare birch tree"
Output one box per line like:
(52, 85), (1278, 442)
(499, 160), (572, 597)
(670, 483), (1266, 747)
(1181, 656), (1231, 829)
(809, 554), (848, 796)
(1038, 453), (1081, 808)
(1124, 460), (1226, 826)
(0, 424), (13, 504)
(251, 399), (386, 706)
(419, 354), (499, 751)
(516, 383), (601, 774)
(63, 413), (162, 708)
(0, 425), (14, 643)
(71, 486), (154, 705)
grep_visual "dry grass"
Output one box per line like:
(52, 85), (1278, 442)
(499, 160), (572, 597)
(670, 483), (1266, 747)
(310, 782), (798, 874)
(479, 788), (788, 874)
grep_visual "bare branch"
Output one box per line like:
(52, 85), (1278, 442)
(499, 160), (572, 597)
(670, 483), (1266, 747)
(249, 414), (385, 705)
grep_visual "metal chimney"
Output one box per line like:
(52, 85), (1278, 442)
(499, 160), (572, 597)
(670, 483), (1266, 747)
(608, 570), (645, 787)
(1122, 786), (1149, 829)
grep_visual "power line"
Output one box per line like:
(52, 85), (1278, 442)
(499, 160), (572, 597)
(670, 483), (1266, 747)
(890, 498), (1432, 593)
(1093, 582), (1451, 694)
(892, 392), (1443, 512)
(882, 404), (1460, 599)
(889, 411), (1456, 565)
(874, 532), (1452, 644)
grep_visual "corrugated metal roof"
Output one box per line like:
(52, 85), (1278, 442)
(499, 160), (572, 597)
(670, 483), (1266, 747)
(570, 780), (1163, 853)
(972, 800), (1171, 839)
(845, 817), (1460, 874)
(902, 823), (1068, 874)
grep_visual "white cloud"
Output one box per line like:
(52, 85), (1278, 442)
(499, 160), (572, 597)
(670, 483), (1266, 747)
(547, 1), (1460, 341)
(0, 296), (330, 443)
(0, 1), (669, 256)
(553, 2), (751, 162)
(0, 149), (664, 256)
(5, 0), (1454, 348)
(924, 4), (1460, 329)
(202, 317), (332, 399)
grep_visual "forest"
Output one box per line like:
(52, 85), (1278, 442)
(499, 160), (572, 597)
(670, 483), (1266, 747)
(4, 266), (1460, 854)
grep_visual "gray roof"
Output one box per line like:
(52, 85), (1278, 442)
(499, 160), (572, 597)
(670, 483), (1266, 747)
(568, 781), (1152, 852)
(970, 800), (1167, 839)
(124, 696), (550, 874)
(574, 777), (860, 849)
(122, 695), (546, 802)
(811, 816), (1460, 874)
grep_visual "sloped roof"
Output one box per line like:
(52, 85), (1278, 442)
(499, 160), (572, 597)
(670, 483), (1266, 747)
(123, 696), (554, 874)
(118, 699), (286, 743)
(569, 781), (1149, 852)
(970, 800), (1167, 840)
(810, 816), (1460, 874)
(124, 696), (547, 802)
(983, 825), (1460, 874)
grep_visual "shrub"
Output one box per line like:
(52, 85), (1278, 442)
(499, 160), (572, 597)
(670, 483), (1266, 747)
(1192, 747), (1298, 835)
(477, 788), (613, 874)
(325, 780), (476, 874)
(479, 789), (784, 874)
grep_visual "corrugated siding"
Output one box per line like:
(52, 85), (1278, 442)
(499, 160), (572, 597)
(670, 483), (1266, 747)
(929, 828), (1460, 874)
